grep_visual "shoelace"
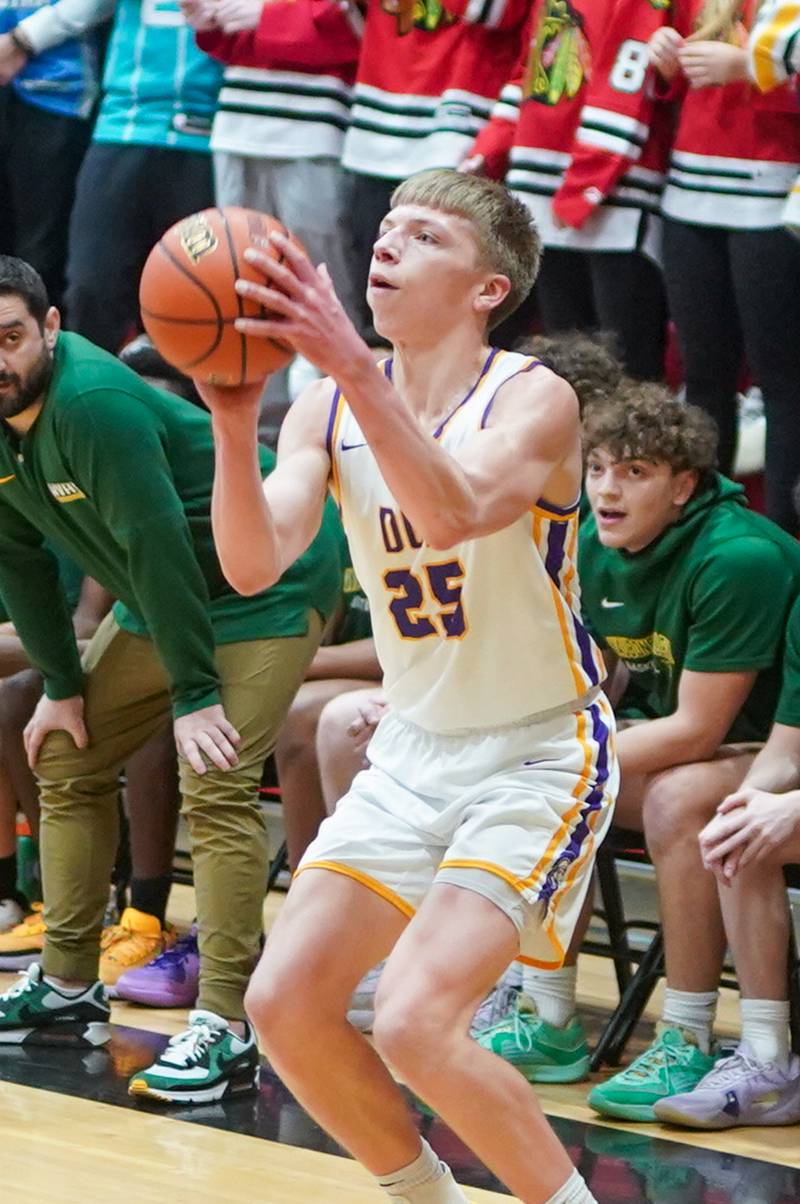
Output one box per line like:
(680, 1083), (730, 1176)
(700, 1051), (770, 1087)
(164, 1021), (218, 1067)
(512, 1006), (536, 1054)
(4, 967), (38, 1000)
(149, 934), (196, 969)
(626, 1038), (694, 1089)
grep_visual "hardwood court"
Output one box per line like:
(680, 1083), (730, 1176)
(1, 886), (798, 1203)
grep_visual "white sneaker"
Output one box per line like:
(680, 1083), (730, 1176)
(347, 961), (385, 1032)
(0, 898), (25, 934)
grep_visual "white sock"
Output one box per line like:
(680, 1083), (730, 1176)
(661, 988), (717, 1054)
(544, 1168), (597, 1204)
(740, 998), (791, 1067)
(43, 976), (86, 997)
(377, 1139), (468, 1202)
(521, 965), (578, 1028)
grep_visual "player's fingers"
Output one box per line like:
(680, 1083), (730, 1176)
(25, 724), (43, 770)
(717, 792), (748, 814)
(235, 280), (300, 319)
(181, 737), (209, 776)
(69, 717), (89, 751)
(266, 230), (319, 286)
(242, 247), (303, 296)
(234, 317), (298, 341)
(347, 716), (367, 738)
(218, 717), (242, 746)
(196, 730), (238, 771)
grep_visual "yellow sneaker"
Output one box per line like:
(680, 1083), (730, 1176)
(0, 903), (46, 970)
(100, 908), (176, 995)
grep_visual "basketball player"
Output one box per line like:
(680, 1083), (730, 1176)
(0, 255), (342, 1104)
(204, 170), (617, 1204)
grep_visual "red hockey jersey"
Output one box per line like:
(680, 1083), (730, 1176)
(473, 0), (674, 252)
(198, 1), (363, 160)
(661, 0), (800, 229)
(342, 0), (530, 179)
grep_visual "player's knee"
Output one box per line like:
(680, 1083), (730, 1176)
(372, 980), (448, 1080)
(643, 765), (718, 859)
(316, 691), (360, 754)
(245, 965), (310, 1048)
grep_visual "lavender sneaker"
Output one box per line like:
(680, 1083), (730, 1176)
(654, 1044), (800, 1130)
(470, 962), (523, 1037)
(114, 928), (199, 1008)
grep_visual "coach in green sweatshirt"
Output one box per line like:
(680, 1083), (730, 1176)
(0, 257), (342, 1103)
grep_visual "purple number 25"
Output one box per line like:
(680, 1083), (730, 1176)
(382, 559), (467, 640)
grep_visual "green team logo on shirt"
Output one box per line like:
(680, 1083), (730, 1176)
(524, 0), (592, 105)
(607, 631), (675, 674)
(381, 0), (456, 35)
(48, 481), (86, 504)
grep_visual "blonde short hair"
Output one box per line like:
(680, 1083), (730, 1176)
(390, 169), (541, 329)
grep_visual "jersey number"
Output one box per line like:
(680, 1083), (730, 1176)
(383, 560), (467, 640)
(610, 40), (649, 93)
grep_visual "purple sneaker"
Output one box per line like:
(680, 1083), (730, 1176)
(114, 928), (199, 1008)
(654, 1044), (800, 1130)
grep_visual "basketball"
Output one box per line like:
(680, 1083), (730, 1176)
(139, 207), (302, 386)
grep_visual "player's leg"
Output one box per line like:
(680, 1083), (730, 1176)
(0, 671), (46, 940)
(654, 848), (800, 1129)
(0, 617), (173, 1045)
(374, 883), (585, 1204)
(588, 750), (755, 1121)
(317, 685), (385, 812)
(274, 678), (369, 869)
(129, 623), (321, 1102)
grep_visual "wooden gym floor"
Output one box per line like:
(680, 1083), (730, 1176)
(1, 885), (798, 1203)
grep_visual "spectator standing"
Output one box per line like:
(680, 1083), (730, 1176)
(651, 0), (800, 530)
(64, 0), (223, 352)
(0, 0), (110, 311)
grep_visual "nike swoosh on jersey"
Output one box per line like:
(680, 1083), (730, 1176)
(600, 599), (625, 609)
(340, 441), (367, 452)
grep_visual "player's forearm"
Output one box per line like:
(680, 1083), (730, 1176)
(616, 713), (725, 776)
(336, 356), (479, 549)
(211, 407), (285, 595)
(744, 728), (800, 793)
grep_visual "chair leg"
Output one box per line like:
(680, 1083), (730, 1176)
(595, 849), (634, 996)
(267, 840), (289, 894)
(590, 929), (664, 1072)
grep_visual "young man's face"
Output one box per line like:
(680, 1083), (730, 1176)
(585, 446), (698, 552)
(0, 294), (59, 421)
(366, 204), (509, 342)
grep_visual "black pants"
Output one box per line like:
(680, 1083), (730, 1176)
(536, 246), (668, 381)
(663, 218), (800, 532)
(346, 170), (398, 342)
(0, 91), (91, 312)
(65, 142), (215, 352)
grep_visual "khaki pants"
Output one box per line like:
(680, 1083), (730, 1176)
(36, 612), (321, 1019)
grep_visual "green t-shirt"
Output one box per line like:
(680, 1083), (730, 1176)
(0, 332), (341, 717)
(775, 597), (800, 727)
(578, 475), (800, 742)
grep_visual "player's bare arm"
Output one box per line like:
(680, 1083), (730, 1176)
(614, 667), (758, 777)
(234, 234), (579, 546)
(200, 374), (334, 595)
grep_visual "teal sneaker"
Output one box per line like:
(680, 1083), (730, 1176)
(588, 1026), (718, 1122)
(0, 963), (110, 1047)
(476, 999), (590, 1083)
(128, 1009), (259, 1104)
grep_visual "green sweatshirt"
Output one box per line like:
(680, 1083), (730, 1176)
(578, 475), (800, 742)
(0, 332), (341, 717)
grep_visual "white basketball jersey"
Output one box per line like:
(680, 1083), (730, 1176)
(326, 349), (605, 734)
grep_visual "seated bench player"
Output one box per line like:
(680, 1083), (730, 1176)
(476, 383), (800, 1121)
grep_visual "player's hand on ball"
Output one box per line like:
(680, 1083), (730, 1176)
(24, 694), (88, 768)
(193, 377), (265, 415)
(235, 234), (366, 380)
(174, 704), (242, 775)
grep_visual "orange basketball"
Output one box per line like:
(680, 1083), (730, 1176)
(139, 207), (303, 386)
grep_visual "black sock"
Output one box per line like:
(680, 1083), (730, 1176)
(0, 853), (17, 900)
(130, 875), (172, 927)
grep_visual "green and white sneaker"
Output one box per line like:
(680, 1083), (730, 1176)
(129, 1009), (259, 1104)
(588, 1026), (719, 1122)
(0, 963), (110, 1047)
(475, 998), (590, 1083)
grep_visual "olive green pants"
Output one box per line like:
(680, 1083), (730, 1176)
(36, 612), (321, 1019)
